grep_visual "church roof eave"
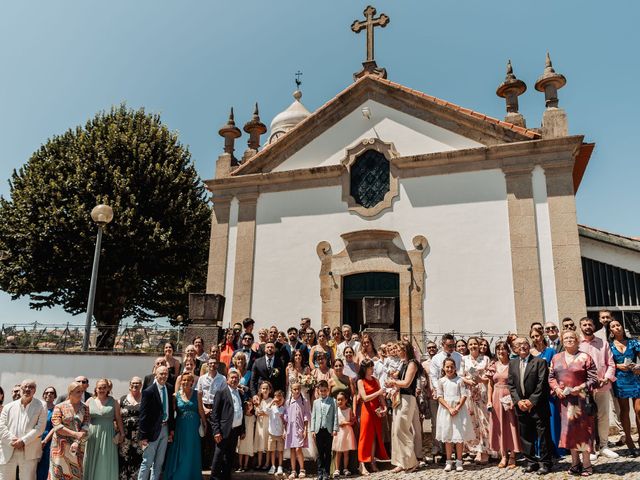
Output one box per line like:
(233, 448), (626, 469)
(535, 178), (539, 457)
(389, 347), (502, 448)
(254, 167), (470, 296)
(231, 75), (542, 177)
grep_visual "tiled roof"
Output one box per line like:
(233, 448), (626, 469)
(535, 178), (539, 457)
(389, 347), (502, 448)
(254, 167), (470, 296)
(232, 74), (541, 176)
(374, 76), (541, 140)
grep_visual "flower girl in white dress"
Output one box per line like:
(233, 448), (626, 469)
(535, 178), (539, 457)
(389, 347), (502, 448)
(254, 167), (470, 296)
(436, 357), (475, 472)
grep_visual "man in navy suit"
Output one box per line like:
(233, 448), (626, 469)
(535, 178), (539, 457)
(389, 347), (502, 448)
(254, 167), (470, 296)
(210, 369), (246, 480)
(137, 365), (175, 480)
(251, 342), (286, 396)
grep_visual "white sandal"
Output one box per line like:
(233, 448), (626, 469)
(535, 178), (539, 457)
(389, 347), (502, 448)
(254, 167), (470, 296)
(298, 470), (306, 478)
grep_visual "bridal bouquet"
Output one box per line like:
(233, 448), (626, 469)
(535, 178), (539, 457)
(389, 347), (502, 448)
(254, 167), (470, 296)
(300, 374), (317, 391)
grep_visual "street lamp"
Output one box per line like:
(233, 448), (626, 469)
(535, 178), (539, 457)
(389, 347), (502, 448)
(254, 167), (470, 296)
(82, 204), (114, 351)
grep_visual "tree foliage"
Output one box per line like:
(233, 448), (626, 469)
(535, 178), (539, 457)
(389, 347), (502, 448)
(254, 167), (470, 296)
(0, 105), (211, 348)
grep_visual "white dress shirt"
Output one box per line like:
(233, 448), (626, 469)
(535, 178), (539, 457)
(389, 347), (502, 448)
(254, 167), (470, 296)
(196, 372), (227, 405)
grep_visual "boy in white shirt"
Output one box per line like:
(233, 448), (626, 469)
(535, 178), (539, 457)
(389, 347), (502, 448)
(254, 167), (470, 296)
(267, 390), (286, 475)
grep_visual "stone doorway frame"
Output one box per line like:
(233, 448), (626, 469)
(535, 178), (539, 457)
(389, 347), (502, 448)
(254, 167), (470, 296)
(316, 229), (428, 336)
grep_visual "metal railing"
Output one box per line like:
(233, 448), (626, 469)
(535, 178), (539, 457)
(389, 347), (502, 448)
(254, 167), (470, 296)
(0, 322), (511, 354)
(0, 321), (185, 353)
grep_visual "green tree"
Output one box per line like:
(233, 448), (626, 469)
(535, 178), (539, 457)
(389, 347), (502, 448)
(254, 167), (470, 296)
(0, 105), (211, 349)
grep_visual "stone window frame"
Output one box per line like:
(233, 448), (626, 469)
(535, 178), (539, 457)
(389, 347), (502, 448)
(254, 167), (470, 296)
(341, 138), (400, 217)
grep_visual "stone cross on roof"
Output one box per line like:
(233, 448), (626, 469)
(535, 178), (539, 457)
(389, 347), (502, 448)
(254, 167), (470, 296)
(351, 5), (389, 63)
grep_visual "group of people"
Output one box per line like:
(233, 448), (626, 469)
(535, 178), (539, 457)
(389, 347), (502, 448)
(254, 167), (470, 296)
(0, 311), (639, 480)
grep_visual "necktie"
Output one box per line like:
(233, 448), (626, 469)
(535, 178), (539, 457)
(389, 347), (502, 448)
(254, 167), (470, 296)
(161, 386), (168, 422)
(519, 358), (526, 394)
(267, 357), (273, 371)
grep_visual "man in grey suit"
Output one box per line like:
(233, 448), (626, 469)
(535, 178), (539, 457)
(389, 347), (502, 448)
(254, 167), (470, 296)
(310, 380), (338, 480)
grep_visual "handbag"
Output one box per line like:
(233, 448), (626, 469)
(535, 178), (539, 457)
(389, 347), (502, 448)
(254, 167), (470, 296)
(584, 393), (597, 417)
(198, 423), (206, 438)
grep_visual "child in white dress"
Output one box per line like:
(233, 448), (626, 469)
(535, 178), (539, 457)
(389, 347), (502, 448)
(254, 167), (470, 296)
(436, 357), (474, 472)
(253, 380), (273, 470)
(332, 391), (356, 477)
(237, 400), (255, 472)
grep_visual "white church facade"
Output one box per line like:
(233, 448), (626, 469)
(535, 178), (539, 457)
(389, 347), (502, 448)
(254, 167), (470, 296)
(203, 8), (597, 339)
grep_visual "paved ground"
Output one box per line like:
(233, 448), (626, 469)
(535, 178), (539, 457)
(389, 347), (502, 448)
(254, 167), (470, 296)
(207, 434), (640, 479)
(210, 448), (640, 480)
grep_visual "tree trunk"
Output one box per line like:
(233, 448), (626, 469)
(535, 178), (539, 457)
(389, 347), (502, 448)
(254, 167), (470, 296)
(93, 307), (123, 350)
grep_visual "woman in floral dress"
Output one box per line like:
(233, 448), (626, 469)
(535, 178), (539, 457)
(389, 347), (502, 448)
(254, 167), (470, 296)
(118, 377), (143, 480)
(460, 337), (492, 463)
(549, 330), (598, 476)
(49, 382), (91, 480)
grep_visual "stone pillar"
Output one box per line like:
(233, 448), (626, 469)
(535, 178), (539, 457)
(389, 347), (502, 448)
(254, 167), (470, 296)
(504, 167), (545, 334)
(231, 192), (259, 324)
(206, 195), (233, 295)
(544, 165), (586, 322)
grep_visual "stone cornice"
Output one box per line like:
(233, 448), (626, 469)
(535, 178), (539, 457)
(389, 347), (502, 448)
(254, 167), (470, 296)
(205, 136), (585, 197)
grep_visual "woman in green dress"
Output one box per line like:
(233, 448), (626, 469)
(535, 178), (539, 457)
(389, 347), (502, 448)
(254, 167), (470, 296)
(83, 379), (125, 480)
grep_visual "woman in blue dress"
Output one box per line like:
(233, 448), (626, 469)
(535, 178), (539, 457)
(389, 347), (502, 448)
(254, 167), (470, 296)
(164, 372), (207, 479)
(608, 319), (640, 456)
(530, 328), (564, 457)
(232, 353), (252, 401)
(36, 386), (57, 480)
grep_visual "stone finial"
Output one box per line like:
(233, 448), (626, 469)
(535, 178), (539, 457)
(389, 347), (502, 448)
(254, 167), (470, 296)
(535, 53), (568, 138)
(243, 103), (267, 151)
(534, 52), (567, 108)
(218, 107), (242, 157)
(496, 59), (527, 127)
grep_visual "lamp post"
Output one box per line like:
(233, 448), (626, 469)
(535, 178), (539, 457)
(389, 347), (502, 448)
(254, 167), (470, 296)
(82, 204), (114, 351)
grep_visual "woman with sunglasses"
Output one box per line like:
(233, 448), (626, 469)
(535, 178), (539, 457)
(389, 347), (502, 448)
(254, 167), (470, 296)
(118, 377), (144, 480)
(36, 386), (57, 480)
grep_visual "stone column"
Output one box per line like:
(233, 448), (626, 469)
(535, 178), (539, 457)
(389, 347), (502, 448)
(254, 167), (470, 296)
(206, 195), (233, 294)
(504, 167), (545, 334)
(231, 192), (259, 324)
(544, 165), (586, 322)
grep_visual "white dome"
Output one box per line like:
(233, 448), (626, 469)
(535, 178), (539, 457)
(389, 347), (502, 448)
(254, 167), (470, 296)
(268, 90), (311, 143)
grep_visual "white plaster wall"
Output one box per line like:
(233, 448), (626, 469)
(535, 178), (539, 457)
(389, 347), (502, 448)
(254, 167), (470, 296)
(532, 166), (559, 323)
(250, 169), (517, 335)
(222, 198), (239, 327)
(272, 100), (483, 172)
(580, 236), (640, 273)
(0, 353), (155, 401)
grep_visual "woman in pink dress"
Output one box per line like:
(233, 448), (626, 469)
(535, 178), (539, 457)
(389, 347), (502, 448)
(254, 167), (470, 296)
(487, 341), (521, 468)
(549, 330), (598, 476)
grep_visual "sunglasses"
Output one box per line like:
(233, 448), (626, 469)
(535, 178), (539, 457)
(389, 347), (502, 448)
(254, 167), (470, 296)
(44, 391), (56, 395)
(544, 327), (557, 331)
(80, 380), (89, 384)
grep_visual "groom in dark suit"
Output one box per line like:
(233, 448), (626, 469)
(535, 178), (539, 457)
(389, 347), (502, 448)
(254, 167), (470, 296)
(508, 337), (553, 475)
(138, 365), (175, 480)
(210, 369), (246, 480)
(250, 341), (285, 396)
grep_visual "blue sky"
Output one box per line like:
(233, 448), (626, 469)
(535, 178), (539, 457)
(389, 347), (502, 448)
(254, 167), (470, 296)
(0, 1), (638, 325)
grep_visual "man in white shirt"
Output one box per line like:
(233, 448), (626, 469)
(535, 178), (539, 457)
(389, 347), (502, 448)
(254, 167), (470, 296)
(428, 334), (462, 389)
(0, 379), (46, 480)
(336, 325), (361, 360)
(197, 358), (228, 412)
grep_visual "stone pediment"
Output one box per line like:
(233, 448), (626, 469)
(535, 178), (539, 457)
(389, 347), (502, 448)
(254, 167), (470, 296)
(231, 74), (541, 176)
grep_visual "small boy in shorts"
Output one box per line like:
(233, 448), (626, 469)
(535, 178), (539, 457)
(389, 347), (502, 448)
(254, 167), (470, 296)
(267, 390), (286, 475)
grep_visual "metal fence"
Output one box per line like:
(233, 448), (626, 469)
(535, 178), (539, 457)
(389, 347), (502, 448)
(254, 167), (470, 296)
(0, 322), (185, 353)
(0, 322), (511, 355)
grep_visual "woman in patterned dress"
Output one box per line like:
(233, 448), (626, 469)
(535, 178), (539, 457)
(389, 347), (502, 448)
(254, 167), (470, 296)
(49, 382), (91, 480)
(549, 329), (598, 476)
(460, 336), (492, 464)
(118, 377), (143, 480)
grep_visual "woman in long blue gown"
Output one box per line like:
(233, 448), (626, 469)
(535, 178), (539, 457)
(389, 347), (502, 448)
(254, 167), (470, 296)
(165, 373), (207, 480)
(531, 329), (564, 457)
(37, 387), (57, 480)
